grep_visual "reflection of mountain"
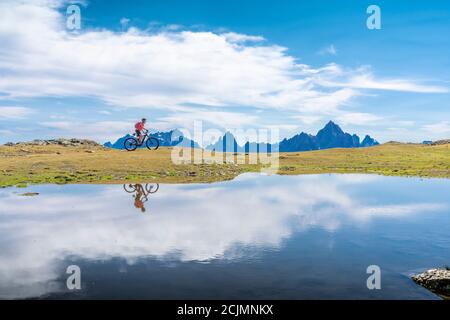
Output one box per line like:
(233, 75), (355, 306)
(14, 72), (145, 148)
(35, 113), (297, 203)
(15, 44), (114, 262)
(0, 174), (445, 298)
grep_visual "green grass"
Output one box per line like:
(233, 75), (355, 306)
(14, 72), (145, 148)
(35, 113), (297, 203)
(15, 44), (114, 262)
(0, 142), (449, 187)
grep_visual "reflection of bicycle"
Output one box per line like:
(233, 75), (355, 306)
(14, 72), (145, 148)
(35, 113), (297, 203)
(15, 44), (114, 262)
(124, 129), (159, 151)
(123, 183), (159, 194)
(123, 183), (159, 213)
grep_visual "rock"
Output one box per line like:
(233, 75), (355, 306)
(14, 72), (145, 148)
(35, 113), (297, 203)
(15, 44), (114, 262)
(432, 139), (450, 146)
(19, 192), (39, 196)
(412, 268), (450, 299)
(10, 138), (101, 148)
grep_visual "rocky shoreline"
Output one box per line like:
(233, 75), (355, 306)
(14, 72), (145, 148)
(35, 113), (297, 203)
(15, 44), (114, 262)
(412, 268), (450, 299)
(4, 138), (101, 147)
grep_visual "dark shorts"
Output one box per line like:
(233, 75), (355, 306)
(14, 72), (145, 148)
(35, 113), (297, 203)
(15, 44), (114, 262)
(135, 129), (141, 136)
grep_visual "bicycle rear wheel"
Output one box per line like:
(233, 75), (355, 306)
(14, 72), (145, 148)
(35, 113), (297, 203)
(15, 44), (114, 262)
(124, 137), (138, 151)
(146, 137), (159, 150)
(123, 184), (137, 193)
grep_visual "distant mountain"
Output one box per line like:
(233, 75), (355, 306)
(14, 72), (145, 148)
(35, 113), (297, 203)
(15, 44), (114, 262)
(104, 129), (199, 149)
(205, 121), (378, 153)
(316, 121), (358, 149)
(279, 132), (318, 152)
(206, 131), (242, 152)
(360, 135), (379, 147)
(104, 121), (379, 152)
(280, 121), (378, 152)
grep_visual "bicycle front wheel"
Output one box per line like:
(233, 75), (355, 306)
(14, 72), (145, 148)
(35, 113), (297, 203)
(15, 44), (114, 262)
(146, 137), (159, 150)
(145, 183), (159, 194)
(124, 137), (138, 151)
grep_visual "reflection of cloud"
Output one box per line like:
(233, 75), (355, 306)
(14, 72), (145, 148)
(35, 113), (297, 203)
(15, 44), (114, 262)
(0, 174), (446, 298)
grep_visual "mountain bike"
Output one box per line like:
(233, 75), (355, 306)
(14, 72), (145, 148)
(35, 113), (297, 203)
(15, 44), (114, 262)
(124, 129), (159, 151)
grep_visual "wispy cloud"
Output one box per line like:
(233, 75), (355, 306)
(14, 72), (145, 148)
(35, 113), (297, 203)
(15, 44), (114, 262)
(39, 120), (133, 141)
(422, 121), (450, 136)
(336, 112), (383, 126)
(0, 106), (33, 119)
(314, 65), (448, 93)
(119, 17), (130, 29)
(318, 44), (337, 56)
(157, 107), (259, 129)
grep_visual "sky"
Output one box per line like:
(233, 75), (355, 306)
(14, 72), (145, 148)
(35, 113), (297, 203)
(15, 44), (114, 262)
(0, 0), (449, 144)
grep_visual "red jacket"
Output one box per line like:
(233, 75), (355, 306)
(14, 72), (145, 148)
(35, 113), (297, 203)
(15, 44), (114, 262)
(135, 121), (145, 131)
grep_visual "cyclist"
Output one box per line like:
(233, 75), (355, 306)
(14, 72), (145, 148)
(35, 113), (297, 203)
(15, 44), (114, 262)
(134, 118), (147, 144)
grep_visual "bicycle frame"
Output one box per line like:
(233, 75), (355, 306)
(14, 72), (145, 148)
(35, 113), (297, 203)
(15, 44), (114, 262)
(135, 130), (150, 146)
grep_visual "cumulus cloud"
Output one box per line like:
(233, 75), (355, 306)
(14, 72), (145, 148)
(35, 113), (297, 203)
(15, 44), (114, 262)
(0, 0), (446, 130)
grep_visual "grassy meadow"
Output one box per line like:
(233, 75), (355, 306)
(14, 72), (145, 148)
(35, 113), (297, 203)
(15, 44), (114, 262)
(1, 142), (449, 187)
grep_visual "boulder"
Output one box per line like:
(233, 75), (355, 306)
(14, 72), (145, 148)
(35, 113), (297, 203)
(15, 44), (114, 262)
(412, 268), (450, 299)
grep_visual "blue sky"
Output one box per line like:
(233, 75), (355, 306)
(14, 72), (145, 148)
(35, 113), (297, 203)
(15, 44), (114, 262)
(0, 0), (449, 144)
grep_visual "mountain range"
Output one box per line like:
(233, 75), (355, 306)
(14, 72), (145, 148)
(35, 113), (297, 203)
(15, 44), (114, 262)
(104, 121), (379, 152)
(104, 129), (200, 149)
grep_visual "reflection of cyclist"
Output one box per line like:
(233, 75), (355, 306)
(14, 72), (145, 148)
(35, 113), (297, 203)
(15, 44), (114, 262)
(134, 185), (146, 213)
(123, 183), (159, 213)
(134, 118), (147, 144)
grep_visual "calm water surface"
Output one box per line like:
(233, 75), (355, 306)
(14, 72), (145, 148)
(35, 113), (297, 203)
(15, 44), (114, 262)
(0, 173), (449, 299)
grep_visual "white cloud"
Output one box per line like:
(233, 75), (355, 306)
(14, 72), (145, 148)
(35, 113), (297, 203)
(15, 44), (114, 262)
(157, 107), (259, 129)
(0, 106), (33, 119)
(39, 120), (133, 141)
(336, 112), (383, 126)
(291, 115), (322, 124)
(0, 0), (446, 129)
(119, 17), (130, 29)
(421, 121), (450, 137)
(319, 67), (448, 93)
(318, 44), (337, 56)
(222, 32), (265, 43)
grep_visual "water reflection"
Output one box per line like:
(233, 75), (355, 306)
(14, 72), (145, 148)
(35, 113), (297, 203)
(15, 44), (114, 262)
(0, 173), (449, 299)
(123, 183), (159, 213)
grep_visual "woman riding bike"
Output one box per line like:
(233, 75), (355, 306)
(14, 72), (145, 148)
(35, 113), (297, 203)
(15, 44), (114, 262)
(135, 118), (147, 144)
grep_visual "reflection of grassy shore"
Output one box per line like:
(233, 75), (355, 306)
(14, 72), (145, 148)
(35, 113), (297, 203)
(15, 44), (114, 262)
(1, 142), (449, 187)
